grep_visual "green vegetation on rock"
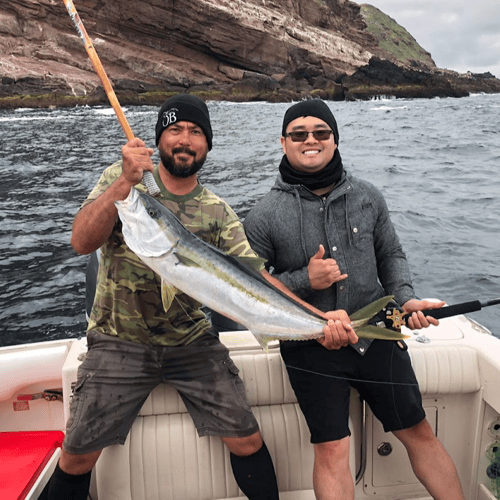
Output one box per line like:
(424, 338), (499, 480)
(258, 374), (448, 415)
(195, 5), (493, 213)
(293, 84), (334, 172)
(360, 4), (435, 68)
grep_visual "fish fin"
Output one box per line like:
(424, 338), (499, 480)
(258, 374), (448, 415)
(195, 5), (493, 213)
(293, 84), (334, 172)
(355, 324), (410, 341)
(161, 279), (178, 312)
(232, 255), (268, 273)
(350, 295), (395, 322)
(174, 252), (202, 268)
(250, 332), (274, 352)
(351, 318), (369, 328)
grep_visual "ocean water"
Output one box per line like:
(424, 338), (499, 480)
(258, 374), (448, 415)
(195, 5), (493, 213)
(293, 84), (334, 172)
(1, 94), (499, 347)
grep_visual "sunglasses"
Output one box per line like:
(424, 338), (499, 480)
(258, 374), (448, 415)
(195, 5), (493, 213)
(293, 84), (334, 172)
(285, 129), (334, 142)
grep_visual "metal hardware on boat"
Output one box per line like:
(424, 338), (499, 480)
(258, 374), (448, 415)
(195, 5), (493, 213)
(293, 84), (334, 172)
(17, 388), (63, 403)
(487, 442), (500, 453)
(377, 442), (393, 456)
(485, 440), (500, 474)
(488, 417), (500, 437)
(467, 318), (492, 335)
(415, 333), (431, 344)
(487, 459), (500, 479)
(355, 398), (367, 484)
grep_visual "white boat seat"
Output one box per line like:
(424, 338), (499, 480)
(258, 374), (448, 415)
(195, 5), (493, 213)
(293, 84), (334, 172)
(410, 344), (481, 394)
(95, 349), (355, 500)
(92, 341), (481, 500)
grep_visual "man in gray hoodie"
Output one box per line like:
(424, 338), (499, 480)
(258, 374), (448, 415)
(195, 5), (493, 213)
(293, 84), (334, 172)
(244, 99), (464, 500)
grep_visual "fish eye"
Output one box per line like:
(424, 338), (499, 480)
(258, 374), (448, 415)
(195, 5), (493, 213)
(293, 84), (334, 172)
(148, 209), (156, 217)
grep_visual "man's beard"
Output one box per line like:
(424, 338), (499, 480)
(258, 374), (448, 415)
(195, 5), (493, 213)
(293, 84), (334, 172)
(159, 146), (207, 178)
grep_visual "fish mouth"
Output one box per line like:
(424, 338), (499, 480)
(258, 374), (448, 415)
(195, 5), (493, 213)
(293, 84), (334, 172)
(116, 188), (174, 258)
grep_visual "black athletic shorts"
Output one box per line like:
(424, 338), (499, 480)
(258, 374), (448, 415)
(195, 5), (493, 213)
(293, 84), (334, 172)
(280, 339), (425, 444)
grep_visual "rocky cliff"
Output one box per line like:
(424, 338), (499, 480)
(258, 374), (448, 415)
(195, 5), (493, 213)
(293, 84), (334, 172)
(1, 0), (499, 109)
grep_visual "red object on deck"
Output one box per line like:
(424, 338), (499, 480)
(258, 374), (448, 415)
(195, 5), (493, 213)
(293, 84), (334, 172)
(0, 431), (64, 500)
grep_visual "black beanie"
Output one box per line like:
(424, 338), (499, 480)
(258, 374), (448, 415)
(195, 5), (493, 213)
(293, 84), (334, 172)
(155, 94), (213, 150)
(281, 99), (339, 145)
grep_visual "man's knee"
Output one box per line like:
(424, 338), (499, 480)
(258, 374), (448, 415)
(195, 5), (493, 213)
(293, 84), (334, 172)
(393, 418), (436, 447)
(314, 436), (351, 467)
(59, 449), (102, 475)
(222, 431), (263, 456)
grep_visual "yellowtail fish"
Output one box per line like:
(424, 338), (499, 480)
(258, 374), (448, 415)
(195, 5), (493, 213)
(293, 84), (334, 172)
(116, 188), (408, 350)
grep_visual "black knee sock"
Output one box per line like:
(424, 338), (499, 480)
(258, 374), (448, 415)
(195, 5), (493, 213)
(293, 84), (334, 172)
(230, 442), (279, 499)
(37, 463), (91, 500)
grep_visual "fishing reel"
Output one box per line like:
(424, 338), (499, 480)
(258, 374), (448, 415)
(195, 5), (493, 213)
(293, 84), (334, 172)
(370, 300), (406, 332)
(371, 301), (409, 351)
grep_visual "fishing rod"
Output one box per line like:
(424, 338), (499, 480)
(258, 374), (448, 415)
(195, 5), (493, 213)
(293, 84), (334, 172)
(385, 297), (500, 330)
(61, 0), (160, 196)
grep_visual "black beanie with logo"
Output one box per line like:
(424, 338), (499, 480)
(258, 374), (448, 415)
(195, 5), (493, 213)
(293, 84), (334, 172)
(155, 95), (213, 150)
(281, 99), (339, 145)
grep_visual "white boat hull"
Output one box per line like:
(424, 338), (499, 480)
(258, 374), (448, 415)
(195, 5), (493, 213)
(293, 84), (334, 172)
(1, 312), (500, 500)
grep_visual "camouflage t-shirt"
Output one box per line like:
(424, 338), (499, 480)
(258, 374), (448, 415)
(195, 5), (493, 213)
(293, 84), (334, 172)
(83, 161), (263, 346)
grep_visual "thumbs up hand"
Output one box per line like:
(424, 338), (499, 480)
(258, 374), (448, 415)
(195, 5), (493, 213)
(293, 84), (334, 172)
(307, 245), (348, 290)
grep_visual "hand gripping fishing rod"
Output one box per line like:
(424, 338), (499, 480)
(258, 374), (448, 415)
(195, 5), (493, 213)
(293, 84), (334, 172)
(385, 298), (500, 330)
(61, 0), (160, 196)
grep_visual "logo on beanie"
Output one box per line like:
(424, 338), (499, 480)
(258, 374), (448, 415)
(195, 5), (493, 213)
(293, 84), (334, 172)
(161, 108), (178, 128)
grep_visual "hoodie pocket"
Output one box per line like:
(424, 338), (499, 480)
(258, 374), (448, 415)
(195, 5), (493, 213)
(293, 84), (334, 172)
(350, 204), (374, 251)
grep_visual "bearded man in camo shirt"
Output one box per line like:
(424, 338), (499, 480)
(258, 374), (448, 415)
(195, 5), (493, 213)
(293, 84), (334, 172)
(40, 95), (293, 500)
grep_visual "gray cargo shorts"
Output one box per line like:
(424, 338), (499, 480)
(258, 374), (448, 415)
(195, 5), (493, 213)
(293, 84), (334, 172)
(63, 330), (259, 455)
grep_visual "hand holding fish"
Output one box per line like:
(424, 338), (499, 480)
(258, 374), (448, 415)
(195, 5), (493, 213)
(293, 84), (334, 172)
(308, 245), (348, 290)
(121, 138), (155, 187)
(317, 310), (358, 350)
(116, 191), (411, 350)
(402, 299), (446, 329)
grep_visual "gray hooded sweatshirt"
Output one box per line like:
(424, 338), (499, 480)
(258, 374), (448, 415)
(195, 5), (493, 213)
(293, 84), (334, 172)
(244, 171), (416, 354)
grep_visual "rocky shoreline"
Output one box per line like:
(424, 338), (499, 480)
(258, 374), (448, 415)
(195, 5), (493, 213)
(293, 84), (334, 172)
(3, 63), (498, 111)
(1, 0), (499, 110)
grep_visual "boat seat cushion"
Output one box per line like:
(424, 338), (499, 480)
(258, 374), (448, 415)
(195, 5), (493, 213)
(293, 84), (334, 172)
(95, 350), (358, 499)
(95, 343), (480, 499)
(409, 344), (481, 394)
(137, 345), (481, 419)
(0, 431), (64, 500)
(96, 403), (319, 500)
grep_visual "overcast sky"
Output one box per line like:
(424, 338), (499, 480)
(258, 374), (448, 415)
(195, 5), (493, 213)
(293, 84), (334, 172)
(364, 1), (500, 78)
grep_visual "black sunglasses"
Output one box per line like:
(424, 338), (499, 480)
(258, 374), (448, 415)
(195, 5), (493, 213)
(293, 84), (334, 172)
(285, 130), (334, 142)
